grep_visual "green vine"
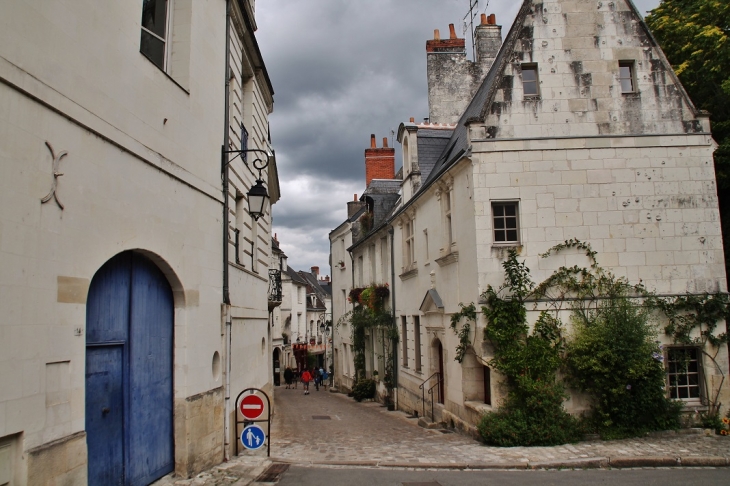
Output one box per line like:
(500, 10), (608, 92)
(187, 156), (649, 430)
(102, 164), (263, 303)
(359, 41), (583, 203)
(464, 239), (729, 444)
(338, 283), (398, 398)
(450, 303), (477, 363)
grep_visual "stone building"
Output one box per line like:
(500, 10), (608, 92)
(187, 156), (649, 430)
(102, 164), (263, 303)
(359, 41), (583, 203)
(331, 0), (728, 435)
(0, 0), (279, 483)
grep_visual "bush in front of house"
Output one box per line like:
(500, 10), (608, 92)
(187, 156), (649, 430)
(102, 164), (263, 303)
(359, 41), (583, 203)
(352, 379), (376, 402)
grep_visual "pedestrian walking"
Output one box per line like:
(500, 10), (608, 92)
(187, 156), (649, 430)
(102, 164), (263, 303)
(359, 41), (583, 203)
(313, 367), (320, 391)
(321, 369), (329, 390)
(301, 368), (312, 395)
(283, 367), (293, 389)
(293, 370), (298, 389)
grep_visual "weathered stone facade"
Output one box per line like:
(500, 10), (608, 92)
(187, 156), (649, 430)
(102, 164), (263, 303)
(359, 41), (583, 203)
(333, 0), (729, 433)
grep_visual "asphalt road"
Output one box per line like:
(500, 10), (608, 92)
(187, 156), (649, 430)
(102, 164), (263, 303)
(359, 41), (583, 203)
(276, 465), (730, 486)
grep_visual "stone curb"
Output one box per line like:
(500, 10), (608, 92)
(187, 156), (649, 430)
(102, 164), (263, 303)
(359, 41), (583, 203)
(378, 462), (470, 470)
(608, 456), (678, 468)
(269, 455), (730, 471)
(679, 456), (728, 467)
(529, 457), (609, 469)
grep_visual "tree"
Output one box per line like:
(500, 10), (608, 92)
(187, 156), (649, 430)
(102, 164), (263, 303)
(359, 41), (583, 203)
(646, 0), (730, 274)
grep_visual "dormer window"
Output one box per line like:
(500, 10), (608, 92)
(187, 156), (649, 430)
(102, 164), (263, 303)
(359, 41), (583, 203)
(521, 64), (539, 96)
(619, 61), (636, 93)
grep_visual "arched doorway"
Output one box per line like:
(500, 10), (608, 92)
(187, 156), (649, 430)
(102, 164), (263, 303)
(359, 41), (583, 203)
(85, 251), (174, 486)
(273, 347), (281, 386)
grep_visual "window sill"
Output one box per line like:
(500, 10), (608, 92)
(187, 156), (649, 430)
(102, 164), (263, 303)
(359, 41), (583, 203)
(435, 251), (459, 267)
(464, 400), (492, 414)
(491, 243), (521, 249)
(399, 267), (418, 281)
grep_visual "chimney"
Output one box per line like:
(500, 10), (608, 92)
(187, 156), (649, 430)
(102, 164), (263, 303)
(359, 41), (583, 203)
(474, 13), (502, 68)
(426, 23), (467, 124)
(311, 266), (319, 276)
(347, 193), (365, 218)
(426, 23), (465, 54)
(364, 134), (395, 186)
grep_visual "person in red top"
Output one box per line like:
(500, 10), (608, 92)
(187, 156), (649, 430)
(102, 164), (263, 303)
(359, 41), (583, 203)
(301, 368), (312, 395)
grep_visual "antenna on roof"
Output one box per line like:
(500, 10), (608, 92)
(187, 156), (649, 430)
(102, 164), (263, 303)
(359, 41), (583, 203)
(462, 0), (489, 61)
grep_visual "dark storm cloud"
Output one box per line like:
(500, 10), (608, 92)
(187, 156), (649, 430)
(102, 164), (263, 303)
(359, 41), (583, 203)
(258, 0), (660, 272)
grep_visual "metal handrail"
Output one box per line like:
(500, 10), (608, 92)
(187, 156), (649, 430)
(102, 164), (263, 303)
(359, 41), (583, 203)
(418, 372), (440, 421)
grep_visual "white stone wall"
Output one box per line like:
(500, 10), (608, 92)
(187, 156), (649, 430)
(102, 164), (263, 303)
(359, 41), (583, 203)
(471, 134), (726, 295)
(0, 0), (277, 480)
(330, 224), (355, 387)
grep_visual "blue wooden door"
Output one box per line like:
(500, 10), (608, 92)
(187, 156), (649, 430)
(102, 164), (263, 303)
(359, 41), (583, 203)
(86, 252), (174, 486)
(86, 346), (125, 485)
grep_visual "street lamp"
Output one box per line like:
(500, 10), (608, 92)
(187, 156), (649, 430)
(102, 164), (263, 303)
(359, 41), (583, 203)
(319, 319), (331, 371)
(221, 146), (272, 220)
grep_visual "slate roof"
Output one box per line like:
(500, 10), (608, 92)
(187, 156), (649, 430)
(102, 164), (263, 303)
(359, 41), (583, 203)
(416, 128), (453, 181)
(285, 265), (308, 285)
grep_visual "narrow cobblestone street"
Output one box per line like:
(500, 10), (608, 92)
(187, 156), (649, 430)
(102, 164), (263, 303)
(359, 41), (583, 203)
(154, 386), (730, 485)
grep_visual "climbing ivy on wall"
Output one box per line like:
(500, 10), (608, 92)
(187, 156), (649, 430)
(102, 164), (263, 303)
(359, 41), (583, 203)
(339, 283), (398, 398)
(457, 240), (728, 444)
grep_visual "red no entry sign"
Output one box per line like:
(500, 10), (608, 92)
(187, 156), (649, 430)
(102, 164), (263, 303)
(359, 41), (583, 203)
(240, 394), (264, 420)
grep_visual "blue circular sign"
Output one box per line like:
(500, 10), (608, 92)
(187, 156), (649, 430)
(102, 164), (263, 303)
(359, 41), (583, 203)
(241, 424), (266, 450)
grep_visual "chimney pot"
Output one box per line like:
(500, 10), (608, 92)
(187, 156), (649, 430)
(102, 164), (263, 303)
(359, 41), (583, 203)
(481, 13), (487, 25)
(383, 137), (388, 148)
(489, 14), (496, 25)
(410, 117), (415, 123)
(370, 134), (376, 148)
(434, 29), (440, 41)
(449, 23), (456, 39)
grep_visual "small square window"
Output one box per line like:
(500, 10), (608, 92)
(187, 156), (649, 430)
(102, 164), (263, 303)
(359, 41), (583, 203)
(619, 61), (635, 93)
(492, 202), (519, 244)
(521, 64), (539, 96)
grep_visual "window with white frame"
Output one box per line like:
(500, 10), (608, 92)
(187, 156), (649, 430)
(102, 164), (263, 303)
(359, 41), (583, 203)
(140, 0), (169, 70)
(140, 0), (193, 88)
(414, 315), (422, 372)
(521, 64), (539, 97)
(492, 201), (520, 244)
(619, 60), (636, 94)
(404, 218), (415, 268)
(380, 237), (388, 281)
(442, 188), (454, 250)
(667, 347), (703, 402)
(401, 316), (408, 367)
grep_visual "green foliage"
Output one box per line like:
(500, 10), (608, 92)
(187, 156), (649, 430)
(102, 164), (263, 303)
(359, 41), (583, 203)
(477, 380), (583, 447)
(646, 0), (730, 274)
(658, 293), (729, 347)
(478, 249), (582, 446)
(564, 292), (683, 439)
(450, 303), (477, 363)
(352, 378), (376, 402)
(339, 283), (397, 392)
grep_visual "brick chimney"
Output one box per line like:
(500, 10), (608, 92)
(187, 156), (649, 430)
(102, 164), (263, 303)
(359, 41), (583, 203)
(475, 13), (502, 69)
(311, 266), (319, 276)
(364, 134), (395, 186)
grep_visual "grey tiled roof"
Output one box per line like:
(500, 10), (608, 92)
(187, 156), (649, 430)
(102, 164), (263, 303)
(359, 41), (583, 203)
(416, 129), (452, 181)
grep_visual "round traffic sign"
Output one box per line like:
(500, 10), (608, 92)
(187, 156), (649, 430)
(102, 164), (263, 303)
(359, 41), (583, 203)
(239, 394), (265, 420)
(240, 424), (266, 450)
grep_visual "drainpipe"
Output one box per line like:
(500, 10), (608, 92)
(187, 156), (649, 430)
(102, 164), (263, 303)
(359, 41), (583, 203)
(222, 0), (232, 462)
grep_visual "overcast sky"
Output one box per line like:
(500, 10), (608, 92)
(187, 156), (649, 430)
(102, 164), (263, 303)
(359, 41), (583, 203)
(257, 0), (662, 275)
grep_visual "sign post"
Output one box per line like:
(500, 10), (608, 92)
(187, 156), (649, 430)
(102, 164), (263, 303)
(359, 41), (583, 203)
(234, 388), (271, 457)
